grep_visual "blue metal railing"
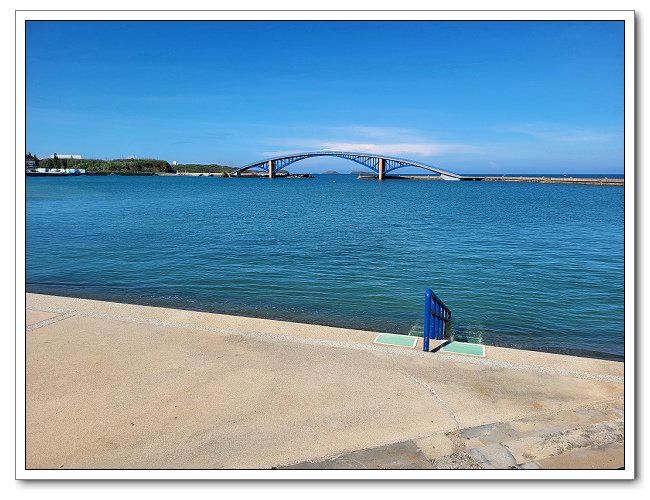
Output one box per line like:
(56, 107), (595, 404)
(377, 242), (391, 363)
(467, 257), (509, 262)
(423, 288), (452, 352)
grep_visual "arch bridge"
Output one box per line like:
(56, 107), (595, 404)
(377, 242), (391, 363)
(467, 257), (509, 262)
(230, 151), (481, 180)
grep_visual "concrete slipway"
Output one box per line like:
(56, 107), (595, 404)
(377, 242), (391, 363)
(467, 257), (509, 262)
(24, 293), (625, 474)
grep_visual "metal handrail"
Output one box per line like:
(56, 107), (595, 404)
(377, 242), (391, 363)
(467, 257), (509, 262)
(423, 288), (452, 352)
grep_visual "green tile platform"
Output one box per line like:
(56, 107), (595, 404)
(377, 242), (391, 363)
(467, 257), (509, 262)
(373, 333), (418, 348)
(441, 341), (486, 357)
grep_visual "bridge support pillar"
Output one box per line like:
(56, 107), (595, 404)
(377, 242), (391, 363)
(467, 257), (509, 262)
(268, 160), (274, 179)
(378, 158), (385, 181)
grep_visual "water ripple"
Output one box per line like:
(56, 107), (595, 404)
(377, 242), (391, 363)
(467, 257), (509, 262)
(26, 175), (624, 358)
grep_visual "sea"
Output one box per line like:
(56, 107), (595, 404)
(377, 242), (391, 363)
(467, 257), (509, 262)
(25, 174), (625, 360)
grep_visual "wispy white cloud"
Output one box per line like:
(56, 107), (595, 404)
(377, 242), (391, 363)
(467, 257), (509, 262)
(319, 142), (479, 157)
(262, 124), (481, 158)
(494, 123), (621, 143)
(263, 142), (479, 158)
(260, 122), (622, 173)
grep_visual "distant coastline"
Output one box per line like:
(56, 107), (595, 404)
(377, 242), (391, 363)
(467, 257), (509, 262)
(25, 155), (624, 182)
(25, 156), (236, 176)
(26, 170), (624, 185)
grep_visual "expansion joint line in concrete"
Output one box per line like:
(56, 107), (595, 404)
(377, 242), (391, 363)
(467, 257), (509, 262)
(26, 311), (75, 331)
(388, 353), (461, 430)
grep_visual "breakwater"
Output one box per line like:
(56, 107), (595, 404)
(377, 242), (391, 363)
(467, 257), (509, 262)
(480, 176), (624, 186)
(358, 174), (623, 185)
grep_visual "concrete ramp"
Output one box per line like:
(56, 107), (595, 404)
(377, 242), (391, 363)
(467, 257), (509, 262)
(25, 293), (624, 472)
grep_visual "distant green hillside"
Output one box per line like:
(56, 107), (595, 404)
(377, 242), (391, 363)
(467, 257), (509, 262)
(38, 157), (173, 174)
(174, 164), (235, 173)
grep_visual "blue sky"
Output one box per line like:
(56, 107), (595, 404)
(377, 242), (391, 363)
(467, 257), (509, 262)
(26, 20), (624, 173)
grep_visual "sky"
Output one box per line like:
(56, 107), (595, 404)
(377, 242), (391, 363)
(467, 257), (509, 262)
(25, 20), (625, 174)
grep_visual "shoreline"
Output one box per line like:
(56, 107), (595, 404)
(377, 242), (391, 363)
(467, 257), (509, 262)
(25, 292), (624, 471)
(24, 287), (624, 362)
(25, 292), (623, 382)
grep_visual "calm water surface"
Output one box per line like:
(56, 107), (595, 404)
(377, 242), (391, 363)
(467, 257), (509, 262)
(26, 175), (625, 359)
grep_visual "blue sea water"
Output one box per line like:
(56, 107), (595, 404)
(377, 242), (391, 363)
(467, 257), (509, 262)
(26, 175), (625, 359)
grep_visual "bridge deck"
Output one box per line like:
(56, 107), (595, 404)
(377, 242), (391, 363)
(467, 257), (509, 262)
(232, 151), (465, 179)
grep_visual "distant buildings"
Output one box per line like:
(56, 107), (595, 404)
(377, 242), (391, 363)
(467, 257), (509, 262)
(25, 153), (86, 175)
(27, 168), (85, 176)
(49, 154), (82, 160)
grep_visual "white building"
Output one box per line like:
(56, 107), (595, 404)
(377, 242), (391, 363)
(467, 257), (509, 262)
(33, 167), (85, 174)
(50, 154), (82, 160)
